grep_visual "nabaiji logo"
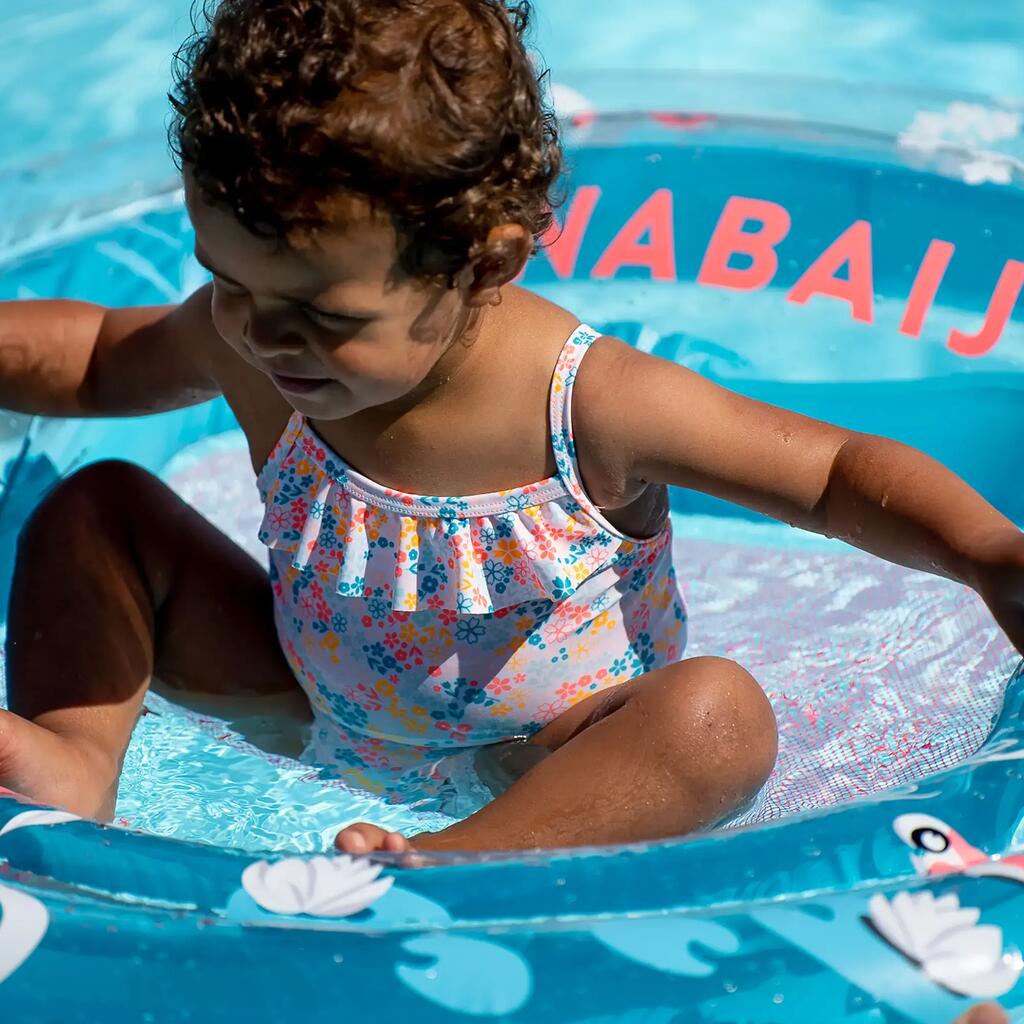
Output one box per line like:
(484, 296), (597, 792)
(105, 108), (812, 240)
(529, 188), (1024, 359)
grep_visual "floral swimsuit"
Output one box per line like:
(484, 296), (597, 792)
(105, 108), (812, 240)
(257, 324), (688, 812)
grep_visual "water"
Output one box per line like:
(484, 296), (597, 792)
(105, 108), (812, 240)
(3, 1), (1023, 178)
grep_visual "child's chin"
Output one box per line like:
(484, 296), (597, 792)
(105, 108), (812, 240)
(278, 383), (350, 418)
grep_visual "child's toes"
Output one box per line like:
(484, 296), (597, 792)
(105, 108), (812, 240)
(334, 821), (409, 854)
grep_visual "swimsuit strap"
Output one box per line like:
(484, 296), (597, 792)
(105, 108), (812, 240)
(548, 323), (602, 512)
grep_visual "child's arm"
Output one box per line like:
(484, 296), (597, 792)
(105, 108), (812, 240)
(0, 284), (222, 416)
(578, 337), (1024, 652)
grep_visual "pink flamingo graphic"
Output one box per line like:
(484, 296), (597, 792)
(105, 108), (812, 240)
(894, 813), (1024, 884)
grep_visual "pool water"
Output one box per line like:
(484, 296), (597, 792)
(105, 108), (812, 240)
(3, 0), (1023, 177)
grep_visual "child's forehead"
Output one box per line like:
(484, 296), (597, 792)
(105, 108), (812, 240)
(187, 179), (405, 294)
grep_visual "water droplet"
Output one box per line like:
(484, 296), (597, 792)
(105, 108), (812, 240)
(332, 953), (345, 964)
(723, 981), (738, 993)
(880, 494), (889, 509)
(425, 968), (439, 981)
(772, 993), (785, 1005)
(983, 227), (993, 238)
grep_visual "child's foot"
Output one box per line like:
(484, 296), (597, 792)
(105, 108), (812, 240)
(0, 708), (117, 819)
(334, 821), (413, 855)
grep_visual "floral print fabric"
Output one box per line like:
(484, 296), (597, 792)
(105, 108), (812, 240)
(257, 324), (687, 802)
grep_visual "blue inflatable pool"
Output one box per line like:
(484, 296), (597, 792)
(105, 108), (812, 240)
(2, 90), (1024, 1022)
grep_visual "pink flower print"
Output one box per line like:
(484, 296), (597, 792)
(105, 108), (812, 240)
(555, 680), (577, 702)
(384, 632), (400, 650)
(487, 677), (513, 695)
(427, 594), (444, 610)
(511, 562), (532, 586)
(439, 610), (458, 627)
(537, 699), (567, 723)
(560, 602), (590, 626)
(543, 620), (571, 644)
(534, 534), (555, 560)
(301, 436), (317, 457)
(268, 507), (288, 530)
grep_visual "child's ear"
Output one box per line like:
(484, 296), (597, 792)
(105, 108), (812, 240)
(458, 224), (532, 307)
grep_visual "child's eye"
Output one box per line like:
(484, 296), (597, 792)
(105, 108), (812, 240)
(300, 304), (361, 329)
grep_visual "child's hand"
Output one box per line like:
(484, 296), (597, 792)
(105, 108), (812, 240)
(974, 536), (1024, 657)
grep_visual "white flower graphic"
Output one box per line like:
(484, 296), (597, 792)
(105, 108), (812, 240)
(241, 854), (394, 918)
(0, 883), (49, 984)
(961, 154), (1015, 186)
(900, 101), (1022, 153)
(898, 101), (1023, 187)
(0, 809), (81, 838)
(868, 890), (1022, 998)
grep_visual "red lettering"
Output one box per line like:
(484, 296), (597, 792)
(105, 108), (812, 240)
(787, 220), (874, 323)
(533, 185), (602, 280)
(591, 188), (676, 281)
(899, 240), (956, 337)
(698, 196), (791, 291)
(947, 259), (1024, 358)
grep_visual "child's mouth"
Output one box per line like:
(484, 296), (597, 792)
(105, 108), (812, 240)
(270, 373), (332, 395)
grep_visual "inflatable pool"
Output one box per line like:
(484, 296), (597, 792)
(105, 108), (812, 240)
(2, 86), (1024, 1022)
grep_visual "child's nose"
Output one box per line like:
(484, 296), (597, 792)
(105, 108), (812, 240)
(243, 313), (304, 359)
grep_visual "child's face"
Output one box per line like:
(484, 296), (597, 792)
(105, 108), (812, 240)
(186, 181), (473, 420)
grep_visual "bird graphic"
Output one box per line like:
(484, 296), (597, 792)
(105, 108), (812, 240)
(893, 813), (1024, 884)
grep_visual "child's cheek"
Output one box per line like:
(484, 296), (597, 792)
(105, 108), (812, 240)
(209, 291), (245, 347)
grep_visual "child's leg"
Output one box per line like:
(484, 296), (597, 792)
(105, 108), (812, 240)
(0, 460), (303, 819)
(337, 656), (778, 853)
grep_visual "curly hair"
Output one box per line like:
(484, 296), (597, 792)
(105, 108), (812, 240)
(170, 0), (562, 279)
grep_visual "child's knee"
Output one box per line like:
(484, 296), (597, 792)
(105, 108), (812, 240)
(20, 460), (157, 549)
(642, 656), (778, 793)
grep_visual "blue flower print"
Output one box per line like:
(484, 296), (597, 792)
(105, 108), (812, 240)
(455, 619), (485, 645)
(483, 559), (513, 593)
